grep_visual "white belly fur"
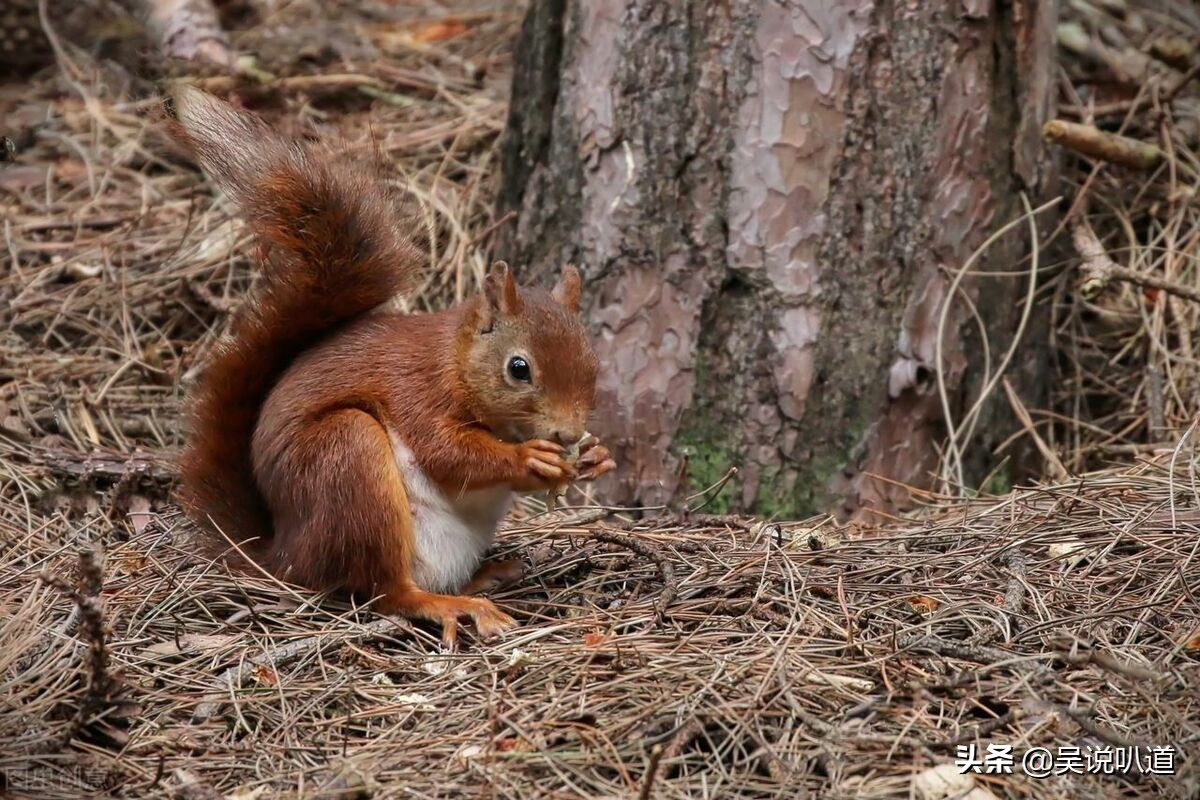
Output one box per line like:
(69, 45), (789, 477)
(389, 432), (512, 593)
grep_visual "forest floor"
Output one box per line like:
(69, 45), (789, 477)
(1, 1), (1199, 798)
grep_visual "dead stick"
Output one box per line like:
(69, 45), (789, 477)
(175, 60), (417, 108)
(899, 633), (1020, 667)
(708, 598), (792, 627)
(1044, 120), (1163, 170)
(1054, 635), (1164, 682)
(1163, 61), (1200, 104)
(40, 451), (177, 485)
(638, 744), (666, 800)
(1059, 705), (1143, 750)
(1002, 550), (1027, 616)
(38, 548), (114, 752)
(965, 546), (1028, 647)
(663, 717), (704, 760)
(191, 72), (384, 93)
(638, 717), (704, 796)
(1073, 221), (1200, 303)
(591, 530), (678, 625)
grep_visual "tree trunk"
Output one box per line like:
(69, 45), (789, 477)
(497, 0), (1057, 519)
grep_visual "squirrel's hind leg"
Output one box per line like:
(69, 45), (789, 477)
(260, 407), (517, 648)
(260, 408), (413, 597)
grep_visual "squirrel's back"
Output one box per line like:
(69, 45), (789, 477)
(169, 87), (424, 554)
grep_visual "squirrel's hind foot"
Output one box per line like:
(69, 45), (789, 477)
(384, 587), (517, 650)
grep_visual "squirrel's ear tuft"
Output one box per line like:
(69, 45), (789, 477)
(552, 264), (582, 313)
(482, 261), (523, 324)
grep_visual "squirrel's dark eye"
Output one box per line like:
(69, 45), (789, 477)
(507, 356), (532, 383)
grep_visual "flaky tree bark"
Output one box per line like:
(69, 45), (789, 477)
(497, 0), (1057, 519)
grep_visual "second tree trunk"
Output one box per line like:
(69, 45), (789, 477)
(497, 0), (1058, 519)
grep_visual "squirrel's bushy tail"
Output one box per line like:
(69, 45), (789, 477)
(169, 86), (422, 556)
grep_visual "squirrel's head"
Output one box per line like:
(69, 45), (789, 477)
(459, 261), (599, 445)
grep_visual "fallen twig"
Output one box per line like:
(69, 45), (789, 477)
(637, 717), (705, 797)
(1058, 704), (1143, 750)
(1073, 221), (1200, 303)
(591, 530), (678, 626)
(40, 451), (178, 486)
(1060, 62), (1200, 119)
(192, 72), (383, 94)
(1002, 550), (1028, 617)
(900, 633), (1021, 667)
(1044, 120), (1163, 170)
(1162, 61), (1200, 104)
(1054, 635), (1164, 682)
(37, 547), (116, 752)
(178, 58), (418, 109)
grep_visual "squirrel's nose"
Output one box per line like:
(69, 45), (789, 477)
(550, 429), (579, 446)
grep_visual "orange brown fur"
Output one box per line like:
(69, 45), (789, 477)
(170, 87), (614, 646)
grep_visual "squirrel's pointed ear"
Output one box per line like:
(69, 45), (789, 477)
(482, 261), (523, 324)
(552, 265), (582, 313)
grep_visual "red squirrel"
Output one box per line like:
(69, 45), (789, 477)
(168, 87), (616, 647)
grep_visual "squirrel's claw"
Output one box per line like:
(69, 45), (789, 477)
(579, 458), (617, 481)
(575, 439), (616, 481)
(436, 598), (517, 651)
(440, 617), (459, 651)
(388, 590), (517, 652)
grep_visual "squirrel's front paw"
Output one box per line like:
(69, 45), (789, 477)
(513, 439), (577, 491)
(575, 435), (617, 481)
